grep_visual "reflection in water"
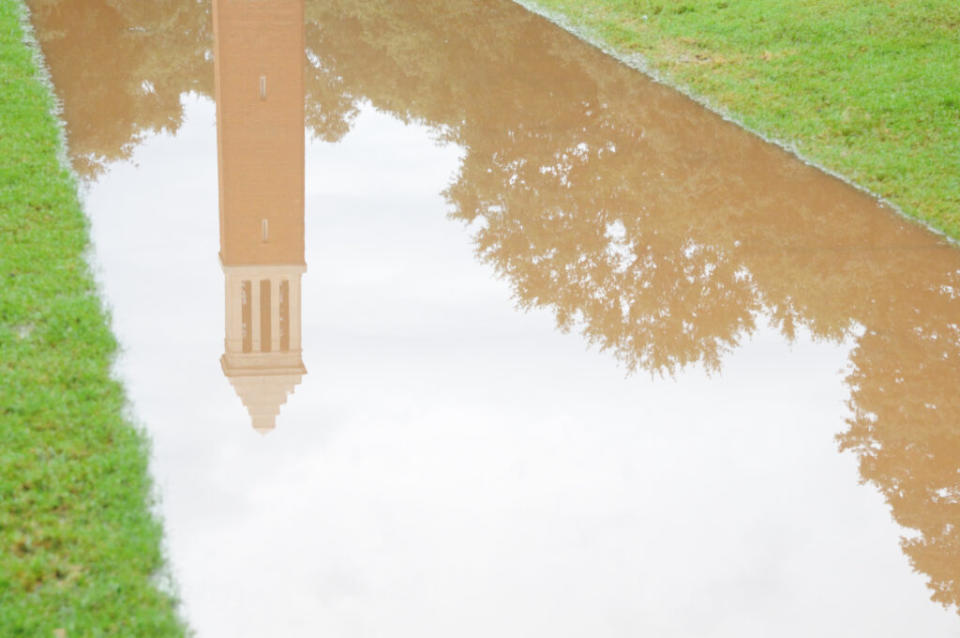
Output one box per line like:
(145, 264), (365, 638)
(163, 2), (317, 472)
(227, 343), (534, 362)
(26, 0), (960, 614)
(24, 0), (212, 176)
(213, 0), (306, 433)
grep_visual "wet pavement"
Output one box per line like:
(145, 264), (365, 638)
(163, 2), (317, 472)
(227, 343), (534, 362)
(27, 0), (960, 635)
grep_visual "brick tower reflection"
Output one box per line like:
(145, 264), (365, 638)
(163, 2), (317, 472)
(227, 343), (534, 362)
(213, 0), (305, 434)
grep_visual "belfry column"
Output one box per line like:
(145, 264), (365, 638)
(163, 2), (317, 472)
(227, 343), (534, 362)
(289, 272), (303, 352)
(224, 274), (244, 353)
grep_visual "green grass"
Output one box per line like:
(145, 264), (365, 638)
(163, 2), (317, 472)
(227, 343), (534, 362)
(522, 0), (960, 238)
(0, 1), (186, 635)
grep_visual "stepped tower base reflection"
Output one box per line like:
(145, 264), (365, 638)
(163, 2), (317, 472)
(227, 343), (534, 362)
(214, 0), (306, 433)
(220, 265), (306, 433)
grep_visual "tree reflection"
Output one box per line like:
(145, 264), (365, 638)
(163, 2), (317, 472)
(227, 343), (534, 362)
(26, 0), (212, 176)
(840, 295), (960, 609)
(27, 0), (960, 613)
(301, 5), (960, 613)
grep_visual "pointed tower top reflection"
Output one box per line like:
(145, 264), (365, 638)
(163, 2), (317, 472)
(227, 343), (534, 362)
(214, 0), (306, 433)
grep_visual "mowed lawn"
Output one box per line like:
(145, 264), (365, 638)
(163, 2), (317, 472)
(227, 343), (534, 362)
(525, 0), (960, 238)
(0, 1), (184, 635)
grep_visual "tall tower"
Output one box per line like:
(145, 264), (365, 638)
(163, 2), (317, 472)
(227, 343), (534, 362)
(213, 0), (306, 434)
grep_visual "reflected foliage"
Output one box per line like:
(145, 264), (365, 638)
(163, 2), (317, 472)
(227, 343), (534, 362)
(27, 0), (213, 176)
(27, 0), (960, 613)
(840, 302), (960, 609)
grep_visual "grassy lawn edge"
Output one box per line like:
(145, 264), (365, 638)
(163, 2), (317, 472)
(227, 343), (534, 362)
(514, 0), (960, 243)
(0, 0), (187, 635)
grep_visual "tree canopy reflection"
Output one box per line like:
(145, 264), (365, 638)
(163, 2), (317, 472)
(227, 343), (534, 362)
(27, 0), (960, 613)
(26, 0), (212, 175)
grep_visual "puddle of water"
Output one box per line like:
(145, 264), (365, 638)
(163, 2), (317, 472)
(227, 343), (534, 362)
(26, 0), (960, 636)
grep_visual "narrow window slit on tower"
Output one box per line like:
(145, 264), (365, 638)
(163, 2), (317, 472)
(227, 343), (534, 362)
(259, 75), (267, 100)
(262, 218), (269, 242)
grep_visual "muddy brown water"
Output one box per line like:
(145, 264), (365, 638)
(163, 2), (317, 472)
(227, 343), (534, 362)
(27, 0), (960, 635)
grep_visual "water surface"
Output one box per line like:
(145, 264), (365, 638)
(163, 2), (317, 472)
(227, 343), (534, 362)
(27, 0), (960, 635)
